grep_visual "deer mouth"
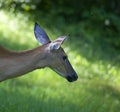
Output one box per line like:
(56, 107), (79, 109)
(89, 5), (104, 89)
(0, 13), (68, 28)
(66, 73), (78, 82)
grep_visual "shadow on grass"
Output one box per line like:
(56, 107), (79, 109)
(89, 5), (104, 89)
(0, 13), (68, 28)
(67, 34), (120, 66)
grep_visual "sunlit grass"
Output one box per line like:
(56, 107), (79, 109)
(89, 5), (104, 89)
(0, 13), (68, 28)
(0, 10), (35, 49)
(0, 10), (55, 50)
(0, 10), (120, 112)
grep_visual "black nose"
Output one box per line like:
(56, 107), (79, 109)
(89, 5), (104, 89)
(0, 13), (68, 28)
(66, 72), (78, 82)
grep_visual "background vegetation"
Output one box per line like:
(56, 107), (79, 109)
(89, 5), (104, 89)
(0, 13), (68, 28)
(0, 0), (120, 112)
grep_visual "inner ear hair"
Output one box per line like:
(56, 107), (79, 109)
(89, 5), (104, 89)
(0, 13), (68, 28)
(50, 43), (61, 51)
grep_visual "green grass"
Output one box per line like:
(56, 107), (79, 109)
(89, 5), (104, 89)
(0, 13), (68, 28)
(0, 10), (120, 112)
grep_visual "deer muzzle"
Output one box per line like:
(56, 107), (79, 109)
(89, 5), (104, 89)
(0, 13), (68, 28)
(66, 72), (78, 82)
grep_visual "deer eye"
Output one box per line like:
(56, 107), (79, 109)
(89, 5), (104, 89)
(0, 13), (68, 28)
(63, 56), (67, 61)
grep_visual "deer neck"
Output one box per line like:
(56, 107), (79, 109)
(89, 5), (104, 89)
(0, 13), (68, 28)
(0, 45), (48, 81)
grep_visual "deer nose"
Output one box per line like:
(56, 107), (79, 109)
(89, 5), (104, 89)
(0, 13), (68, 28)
(66, 72), (78, 82)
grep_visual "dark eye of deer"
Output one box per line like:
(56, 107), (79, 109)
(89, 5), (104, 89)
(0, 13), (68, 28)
(63, 56), (67, 61)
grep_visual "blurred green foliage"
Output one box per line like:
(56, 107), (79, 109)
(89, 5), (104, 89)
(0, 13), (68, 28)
(0, 0), (120, 48)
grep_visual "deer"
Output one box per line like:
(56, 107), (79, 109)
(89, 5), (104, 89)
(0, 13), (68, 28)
(0, 23), (78, 82)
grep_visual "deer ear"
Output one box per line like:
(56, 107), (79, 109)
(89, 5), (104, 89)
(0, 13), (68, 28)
(34, 22), (51, 45)
(50, 36), (67, 51)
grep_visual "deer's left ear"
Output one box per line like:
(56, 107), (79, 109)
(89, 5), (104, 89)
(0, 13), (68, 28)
(50, 36), (67, 51)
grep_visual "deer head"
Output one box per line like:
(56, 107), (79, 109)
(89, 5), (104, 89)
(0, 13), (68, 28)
(34, 23), (78, 82)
